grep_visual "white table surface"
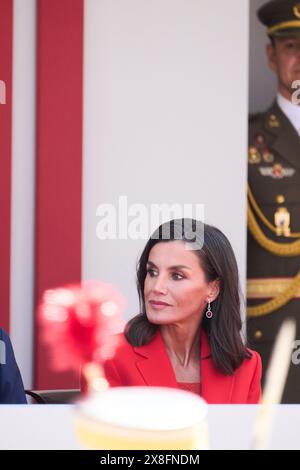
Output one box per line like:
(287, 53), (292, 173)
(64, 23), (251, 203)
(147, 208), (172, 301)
(0, 405), (299, 450)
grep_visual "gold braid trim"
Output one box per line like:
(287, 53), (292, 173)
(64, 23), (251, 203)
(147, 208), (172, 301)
(247, 189), (300, 316)
(247, 204), (300, 256)
(248, 185), (300, 239)
(247, 278), (300, 299)
(247, 269), (300, 317)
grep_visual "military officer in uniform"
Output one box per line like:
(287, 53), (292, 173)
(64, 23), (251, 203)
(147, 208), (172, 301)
(247, 0), (300, 403)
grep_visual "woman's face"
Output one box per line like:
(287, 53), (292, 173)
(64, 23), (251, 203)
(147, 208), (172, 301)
(144, 240), (218, 326)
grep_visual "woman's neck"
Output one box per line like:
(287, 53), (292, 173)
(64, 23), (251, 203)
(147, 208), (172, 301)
(160, 322), (201, 368)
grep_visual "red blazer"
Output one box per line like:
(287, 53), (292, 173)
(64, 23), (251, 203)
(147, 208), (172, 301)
(104, 329), (262, 404)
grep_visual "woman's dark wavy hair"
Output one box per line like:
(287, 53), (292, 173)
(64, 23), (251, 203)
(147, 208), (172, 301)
(125, 218), (251, 375)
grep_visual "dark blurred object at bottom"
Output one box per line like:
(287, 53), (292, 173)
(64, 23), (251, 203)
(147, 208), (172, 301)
(25, 389), (80, 404)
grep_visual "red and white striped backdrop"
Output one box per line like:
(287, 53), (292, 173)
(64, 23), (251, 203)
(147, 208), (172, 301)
(35, 0), (83, 389)
(0, 0), (13, 335)
(1, 0), (84, 389)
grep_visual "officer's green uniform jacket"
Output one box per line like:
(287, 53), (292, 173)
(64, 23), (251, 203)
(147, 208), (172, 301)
(247, 101), (300, 403)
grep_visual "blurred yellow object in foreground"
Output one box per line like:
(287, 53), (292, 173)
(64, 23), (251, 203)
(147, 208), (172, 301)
(252, 318), (296, 450)
(74, 387), (209, 450)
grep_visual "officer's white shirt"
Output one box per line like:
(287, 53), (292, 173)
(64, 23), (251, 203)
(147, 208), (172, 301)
(277, 92), (300, 137)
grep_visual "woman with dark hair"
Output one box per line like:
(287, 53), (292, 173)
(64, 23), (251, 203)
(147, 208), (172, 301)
(104, 218), (262, 403)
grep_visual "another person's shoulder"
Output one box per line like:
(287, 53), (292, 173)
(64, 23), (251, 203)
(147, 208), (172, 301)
(248, 102), (281, 132)
(0, 328), (8, 341)
(0, 328), (13, 351)
(0, 328), (5, 361)
(249, 111), (264, 124)
(248, 111), (267, 149)
(249, 110), (266, 131)
(248, 104), (278, 151)
(0, 327), (27, 404)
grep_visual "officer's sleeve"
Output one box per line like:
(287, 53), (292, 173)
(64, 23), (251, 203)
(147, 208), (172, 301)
(0, 328), (27, 404)
(247, 350), (262, 404)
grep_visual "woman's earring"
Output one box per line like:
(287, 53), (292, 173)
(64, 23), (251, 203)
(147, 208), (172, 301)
(205, 302), (213, 319)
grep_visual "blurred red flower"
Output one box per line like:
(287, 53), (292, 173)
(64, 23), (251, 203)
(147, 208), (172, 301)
(38, 281), (126, 372)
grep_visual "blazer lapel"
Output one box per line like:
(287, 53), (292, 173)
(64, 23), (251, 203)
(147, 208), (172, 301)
(200, 329), (234, 404)
(133, 331), (178, 388)
(263, 102), (300, 172)
(133, 329), (235, 403)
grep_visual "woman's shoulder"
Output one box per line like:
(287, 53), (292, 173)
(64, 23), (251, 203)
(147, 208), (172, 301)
(111, 332), (135, 358)
(110, 329), (160, 361)
(228, 348), (262, 403)
(239, 347), (262, 376)
(247, 348), (262, 363)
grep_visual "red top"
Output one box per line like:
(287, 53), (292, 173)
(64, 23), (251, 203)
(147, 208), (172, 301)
(177, 382), (201, 396)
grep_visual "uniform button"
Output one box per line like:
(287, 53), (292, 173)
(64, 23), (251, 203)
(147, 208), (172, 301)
(276, 194), (285, 204)
(254, 330), (263, 340)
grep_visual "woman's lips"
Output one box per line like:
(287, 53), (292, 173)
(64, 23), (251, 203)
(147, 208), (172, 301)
(149, 300), (171, 309)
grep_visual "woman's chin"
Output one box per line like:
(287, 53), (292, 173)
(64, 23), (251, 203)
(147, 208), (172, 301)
(146, 311), (171, 325)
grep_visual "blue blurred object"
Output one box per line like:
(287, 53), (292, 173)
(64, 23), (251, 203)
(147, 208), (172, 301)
(0, 328), (27, 404)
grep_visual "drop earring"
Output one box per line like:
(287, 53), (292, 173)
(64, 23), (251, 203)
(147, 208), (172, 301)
(205, 301), (213, 319)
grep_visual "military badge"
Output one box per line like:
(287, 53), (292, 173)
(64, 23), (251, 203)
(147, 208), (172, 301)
(255, 133), (265, 147)
(276, 194), (285, 204)
(248, 146), (261, 164)
(262, 148), (274, 163)
(268, 114), (280, 128)
(274, 207), (291, 237)
(259, 164), (295, 178)
(293, 3), (300, 18)
(272, 163), (283, 178)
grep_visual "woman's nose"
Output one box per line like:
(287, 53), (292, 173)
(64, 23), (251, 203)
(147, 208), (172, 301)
(152, 276), (168, 294)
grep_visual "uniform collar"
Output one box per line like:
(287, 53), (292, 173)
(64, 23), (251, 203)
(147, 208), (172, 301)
(277, 92), (300, 136)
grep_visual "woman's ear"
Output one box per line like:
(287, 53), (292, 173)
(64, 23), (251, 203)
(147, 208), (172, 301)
(207, 279), (220, 303)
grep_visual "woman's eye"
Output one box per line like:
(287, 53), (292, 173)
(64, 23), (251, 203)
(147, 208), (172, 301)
(172, 272), (184, 280)
(147, 268), (157, 277)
